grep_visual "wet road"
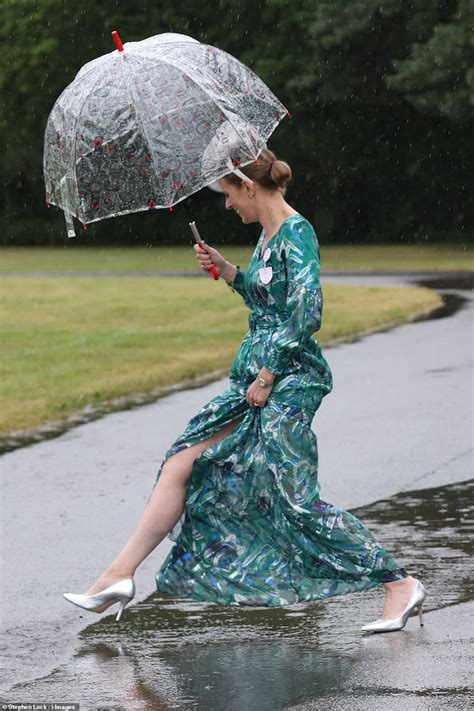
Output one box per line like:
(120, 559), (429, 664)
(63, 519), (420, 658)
(1, 273), (473, 709)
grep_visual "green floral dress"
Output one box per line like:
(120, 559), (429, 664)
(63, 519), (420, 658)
(153, 213), (407, 606)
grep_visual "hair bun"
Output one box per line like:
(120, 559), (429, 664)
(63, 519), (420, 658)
(270, 159), (292, 190)
(221, 148), (293, 194)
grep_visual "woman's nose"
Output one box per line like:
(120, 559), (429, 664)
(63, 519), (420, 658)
(225, 198), (232, 210)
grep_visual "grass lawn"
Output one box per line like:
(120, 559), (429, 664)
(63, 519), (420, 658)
(1, 243), (473, 272)
(1, 274), (441, 436)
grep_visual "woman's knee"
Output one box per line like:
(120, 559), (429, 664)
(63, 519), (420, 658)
(160, 449), (195, 486)
(160, 416), (244, 485)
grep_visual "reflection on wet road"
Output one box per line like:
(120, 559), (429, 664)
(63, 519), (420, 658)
(7, 479), (473, 710)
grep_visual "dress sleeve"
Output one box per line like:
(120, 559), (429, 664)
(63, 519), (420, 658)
(226, 264), (252, 308)
(226, 264), (246, 295)
(265, 220), (323, 376)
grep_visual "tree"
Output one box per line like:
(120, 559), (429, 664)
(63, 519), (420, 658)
(0, 0), (471, 245)
(387, 0), (474, 122)
(279, 0), (472, 241)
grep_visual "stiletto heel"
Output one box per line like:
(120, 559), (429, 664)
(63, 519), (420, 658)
(116, 598), (130, 622)
(360, 579), (427, 633)
(63, 578), (135, 623)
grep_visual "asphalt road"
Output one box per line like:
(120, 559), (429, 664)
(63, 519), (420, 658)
(1, 273), (472, 710)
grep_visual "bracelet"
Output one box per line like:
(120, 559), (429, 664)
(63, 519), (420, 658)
(225, 264), (240, 292)
(257, 376), (273, 388)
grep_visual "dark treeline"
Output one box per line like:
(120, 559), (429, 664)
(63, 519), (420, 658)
(1, 0), (472, 246)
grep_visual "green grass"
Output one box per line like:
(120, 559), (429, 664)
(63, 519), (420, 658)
(1, 274), (441, 435)
(1, 243), (473, 272)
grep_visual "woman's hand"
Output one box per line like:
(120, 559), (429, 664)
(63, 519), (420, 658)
(194, 242), (227, 276)
(246, 378), (274, 408)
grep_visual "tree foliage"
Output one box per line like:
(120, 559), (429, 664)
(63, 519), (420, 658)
(0, 0), (471, 245)
(387, 0), (473, 122)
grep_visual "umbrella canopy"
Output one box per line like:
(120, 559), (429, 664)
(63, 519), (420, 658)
(44, 31), (288, 236)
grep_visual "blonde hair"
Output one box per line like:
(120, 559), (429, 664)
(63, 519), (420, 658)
(224, 148), (292, 194)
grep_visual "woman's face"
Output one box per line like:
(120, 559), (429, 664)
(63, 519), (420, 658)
(218, 179), (259, 224)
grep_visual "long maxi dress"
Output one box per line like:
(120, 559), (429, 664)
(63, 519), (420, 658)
(153, 213), (408, 607)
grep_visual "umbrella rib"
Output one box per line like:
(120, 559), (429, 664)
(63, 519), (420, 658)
(132, 50), (256, 158)
(47, 66), (107, 222)
(77, 184), (204, 221)
(70, 68), (112, 222)
(123, 56), (166, 204)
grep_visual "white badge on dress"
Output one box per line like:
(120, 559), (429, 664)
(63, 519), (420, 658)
(259, 246), (273, 284)
(259, 266), (273, 284)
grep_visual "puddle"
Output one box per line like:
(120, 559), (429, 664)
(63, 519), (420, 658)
(412, 292), (467, 321)
(410, 273), (472, 322)
(352, 479), (474, 610)
(5, 479), (473, 710)
(413, 273), (474, 292)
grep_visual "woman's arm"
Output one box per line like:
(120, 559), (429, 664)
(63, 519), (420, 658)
(263, 220), (323, 376)
(194, 244), (251, 305)
(222, 262), (251, 304)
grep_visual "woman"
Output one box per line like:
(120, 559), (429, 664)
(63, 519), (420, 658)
(63, 149), (426, 632)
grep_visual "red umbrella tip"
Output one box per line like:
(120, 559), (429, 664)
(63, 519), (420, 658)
(112, 31), (124, 52)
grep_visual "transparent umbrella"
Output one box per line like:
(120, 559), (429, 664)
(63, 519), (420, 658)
(43, 31), (289, 238)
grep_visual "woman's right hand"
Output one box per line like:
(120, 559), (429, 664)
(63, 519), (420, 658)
(194, 242), (227, 276)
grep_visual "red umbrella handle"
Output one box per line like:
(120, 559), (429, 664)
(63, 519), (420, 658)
(197, 242), (219, 280)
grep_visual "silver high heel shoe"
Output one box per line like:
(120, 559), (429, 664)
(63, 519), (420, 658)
(63, 578), (135, 622)
(360, 579), (427, 633)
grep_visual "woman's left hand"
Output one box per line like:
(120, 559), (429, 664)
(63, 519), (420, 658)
(246, 378), (274, 408)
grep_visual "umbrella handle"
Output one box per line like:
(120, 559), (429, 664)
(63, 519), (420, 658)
(189, 222), (219, 280)
(198, 243), (220, 281)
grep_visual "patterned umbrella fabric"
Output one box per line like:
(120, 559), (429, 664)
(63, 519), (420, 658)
(43, 32), (288, 236)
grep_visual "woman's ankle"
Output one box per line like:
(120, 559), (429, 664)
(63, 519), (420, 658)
(104, 564), (135, 580)
(383, 575), (416, 592)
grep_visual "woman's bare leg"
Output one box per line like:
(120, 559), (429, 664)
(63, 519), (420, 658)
(83, 417), (243, 596)
(381, 576), (418, 618)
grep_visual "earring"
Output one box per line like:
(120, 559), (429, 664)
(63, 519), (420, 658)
(248, 191), (255, 199)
